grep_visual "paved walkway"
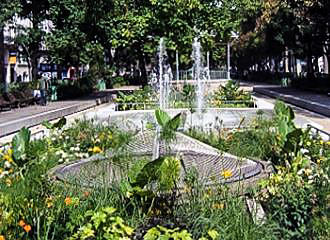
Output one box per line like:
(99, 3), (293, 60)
(0, 87), (142, 138)
(238, 81), (330, 133)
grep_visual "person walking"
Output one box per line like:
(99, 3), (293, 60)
(39, 75), (48, 106)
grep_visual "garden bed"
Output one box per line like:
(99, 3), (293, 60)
(0, 101), (329, 239)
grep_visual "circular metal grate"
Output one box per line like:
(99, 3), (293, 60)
(53, 130), (265, 188)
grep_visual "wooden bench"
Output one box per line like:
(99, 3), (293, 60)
(0, 95), (11, 111)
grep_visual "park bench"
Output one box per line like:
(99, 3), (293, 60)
(0, 95), (11, 111)
(3, 92), (19, 108)
(12, 89), (36, 107)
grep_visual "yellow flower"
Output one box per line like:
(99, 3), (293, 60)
(0, 168), (3, 174)
(92, 146), (102, 153)
(7, 149), (13, 156)
(213, 203), (224, 209)
(5, 178), (12, 186)
(19, 220), (26, 227)
(320, 140), (324, 145)
(327, 141), (330, 145)
(3, 155), (11, 162)
(221, 169), (233, 179)
(306, 141), (311, 146)
(46, 197), (53, 208)
(0, 235), (5, 240)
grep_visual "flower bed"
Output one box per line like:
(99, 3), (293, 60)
(0, 102), (329, 239)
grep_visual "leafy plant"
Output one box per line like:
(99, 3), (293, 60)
(211, 80), (253, 108)
(12, 127), (31, 165)
(69, 207), (134, 240)
(42, 117), (67, 130)
(155, 108), (181, 143)
(132, 156), (181, 192)
(115, 87), (157, 110)
(144, 225), (192, 240)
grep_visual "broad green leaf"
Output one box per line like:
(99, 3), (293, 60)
(155, 109), (171, 127)
(12, 127), (31, 161)
(208, 229), (219, 240)
(132, 156), (166, 188)
(166, 113), (181, 131)
(42, 117), (66, 130)
(42, 120), (53, 129)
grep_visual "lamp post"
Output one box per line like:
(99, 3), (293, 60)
(176, 50), (179, 82)
(227, 31), (239, 80)
(227, 42), (231, 80)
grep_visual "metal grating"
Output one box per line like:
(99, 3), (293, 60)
(54, 130), (265, 188)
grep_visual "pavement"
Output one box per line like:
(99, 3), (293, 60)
(0, 89), (124, 138)
(238, 81), (330, 134)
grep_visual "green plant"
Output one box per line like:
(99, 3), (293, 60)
(115, 87), (157, 110)
(211, 80), (253, 108)
(144, 225), (193, 240)
(42, 117), (67, 130)
(68, 207), (134, 240)
(155, 108), (181, 143)
(258, 153), (330, 239)
(12, 127), (31, 167)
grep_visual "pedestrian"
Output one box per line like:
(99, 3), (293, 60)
(39, 75), (48, 106)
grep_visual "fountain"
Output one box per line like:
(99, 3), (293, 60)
(192, 37), (205, 127)
(51, 38), (271, 190)
(157, 37), (173, 109)
(153, 37), (174, 160)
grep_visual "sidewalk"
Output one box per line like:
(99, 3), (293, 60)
(0, 90), (116, 137)
(253, 86), (330, 117)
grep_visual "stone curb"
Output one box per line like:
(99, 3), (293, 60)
(254, 87), (330, 117)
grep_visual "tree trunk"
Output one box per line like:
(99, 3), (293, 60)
(31, 54), (38, 81)
(57, 64), (63, 80)
(0, 27), (5, 87)
(138, 48), (148, 86)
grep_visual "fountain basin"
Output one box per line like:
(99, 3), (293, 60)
(51, 130), (269, 189)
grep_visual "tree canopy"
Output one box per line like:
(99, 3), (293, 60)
(1, 0), (329, 83)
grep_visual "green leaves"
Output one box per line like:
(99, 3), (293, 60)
(42, 117), (67, 130)
(155, 108), (171, 127)
(132, 156), (166, 188)
(144, 225), (193, 240)
(12, 127), (31, 162)
(155, 109), (182, 142)
(131, 156), (181, 192)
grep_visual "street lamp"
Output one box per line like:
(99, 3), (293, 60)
(227, 31), (239, 80)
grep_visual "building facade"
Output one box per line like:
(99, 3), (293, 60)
(1, 15), (53, 90)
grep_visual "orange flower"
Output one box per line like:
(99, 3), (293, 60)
(83, 191), (90, 198)
(65, 197), (71, 206)
(0, 235), (5, 240)
(23, 224), (31, 233)
(19, 220), (26, 227)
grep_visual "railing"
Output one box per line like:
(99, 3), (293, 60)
(173, 70), (228, 81)
(114, 99), (257, 111)
(307, 124), (330, 141)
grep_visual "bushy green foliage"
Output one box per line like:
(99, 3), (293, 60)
(115, 87), (157, 110)
(210, 80), (254, 108)
(69, 207), (134, 240)
(187, 101), (330, 239)
(1, 102), (329, 239)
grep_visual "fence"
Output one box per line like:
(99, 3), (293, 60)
(307, 124), (330, 141)
(173, 70), (228, 81)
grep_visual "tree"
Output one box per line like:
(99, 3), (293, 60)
(11, 0), (50, 81)
(0, 0), (21, 86)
